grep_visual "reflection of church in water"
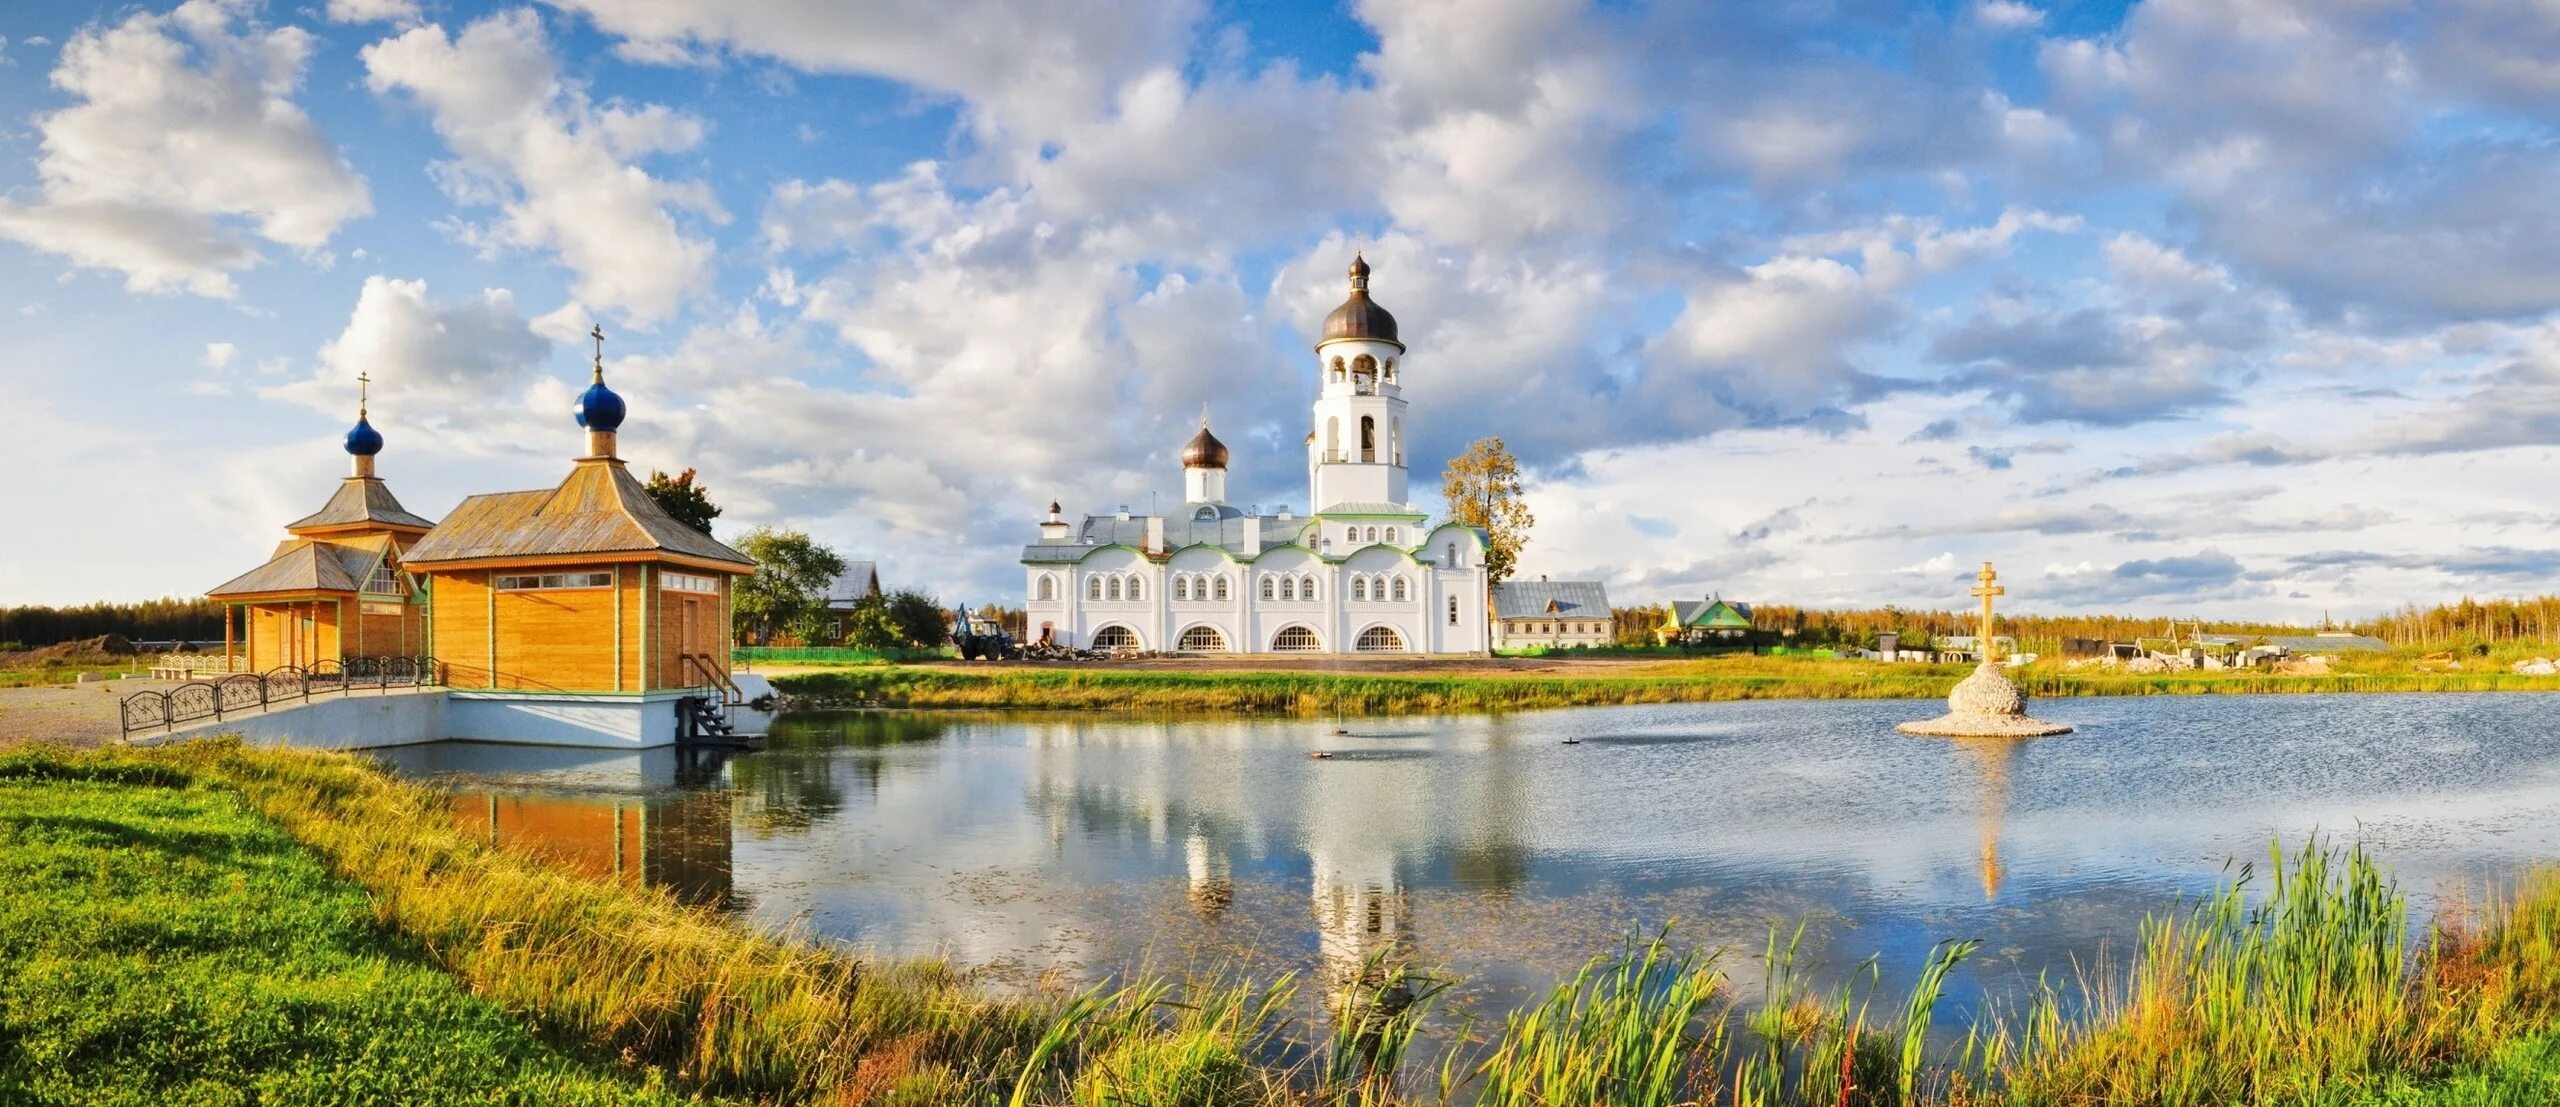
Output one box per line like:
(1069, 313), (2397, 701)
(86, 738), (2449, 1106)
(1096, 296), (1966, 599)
(1016, 718), (1531, 1009)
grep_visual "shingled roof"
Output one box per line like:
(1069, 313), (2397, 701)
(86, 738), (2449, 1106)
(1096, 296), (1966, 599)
(1494, 580), (1611, 620)
(400, 460), (753, 569)
(285, 477), (436, 532)
(209, 540), (383, 597)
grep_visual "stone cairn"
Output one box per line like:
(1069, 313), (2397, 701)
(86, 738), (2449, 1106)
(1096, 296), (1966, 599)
(1900, 561), (2072, 738)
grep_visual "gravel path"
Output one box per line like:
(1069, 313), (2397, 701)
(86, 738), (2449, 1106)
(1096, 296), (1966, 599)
(0, 680), (181, 749)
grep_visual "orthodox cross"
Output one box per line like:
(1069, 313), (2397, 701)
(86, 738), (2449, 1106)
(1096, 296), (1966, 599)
(356, 371), (369, 416)
(1199, 402), (1212, 429)
(589, 324), (606, 380)
(1972, 561), (2005, 661)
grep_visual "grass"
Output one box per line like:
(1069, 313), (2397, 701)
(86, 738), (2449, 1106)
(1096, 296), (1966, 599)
(0, 753), (701, 1106)
(6, 741), (2560, 1105)
(769, 656), (2560, 717)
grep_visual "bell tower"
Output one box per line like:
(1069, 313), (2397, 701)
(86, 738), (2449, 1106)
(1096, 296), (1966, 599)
(1306, 253), (1409, 511)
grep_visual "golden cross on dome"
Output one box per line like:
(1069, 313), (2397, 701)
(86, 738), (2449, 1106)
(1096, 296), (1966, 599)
(1199, 402), (1211, 429)
(589, 323), (606, 381)
(356, 370), (369, 416)
(1972, 561), (2005, 661)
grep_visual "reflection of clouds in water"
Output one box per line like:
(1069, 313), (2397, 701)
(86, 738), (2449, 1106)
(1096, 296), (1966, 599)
(392, 693), (2560, 1024)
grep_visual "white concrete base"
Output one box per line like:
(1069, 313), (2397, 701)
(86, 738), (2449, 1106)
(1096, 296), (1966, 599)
(727, 673), (777, 737)
(445, 691), (690, 748)
(139, 689), (448, 750)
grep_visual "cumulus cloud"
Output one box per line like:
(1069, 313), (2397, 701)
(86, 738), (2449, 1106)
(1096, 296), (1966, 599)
(363, 9), (719, 324)
(274, 276), (553, 445)
(325, 0), (421, 25)
(0, 0), (369, 296)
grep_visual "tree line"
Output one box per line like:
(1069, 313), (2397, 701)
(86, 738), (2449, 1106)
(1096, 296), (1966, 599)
(0, 598), (226, 651)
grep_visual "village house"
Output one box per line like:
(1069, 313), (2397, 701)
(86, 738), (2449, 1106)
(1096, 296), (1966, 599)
(1492, 579), (1614, 650)
(1659, 597), (1753, 645)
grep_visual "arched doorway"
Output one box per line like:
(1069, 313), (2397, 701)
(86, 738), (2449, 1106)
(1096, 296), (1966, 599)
(1271, 625), (1321, 651)
(1090, 625), (1140, 651)
(1355, 625), (1405, 652)
(1177, 625), (1229, 652)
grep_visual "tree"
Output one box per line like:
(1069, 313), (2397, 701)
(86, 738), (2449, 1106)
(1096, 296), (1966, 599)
(644, 468), (721, 536)
(731, 528), (847, 644)
(842, 596), (902, 651)
(1441, 436), (1535, 585)
(884, 590), (951, 648)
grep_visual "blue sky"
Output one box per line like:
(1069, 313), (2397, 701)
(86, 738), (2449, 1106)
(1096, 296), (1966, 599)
(5, 0), (2560, 622)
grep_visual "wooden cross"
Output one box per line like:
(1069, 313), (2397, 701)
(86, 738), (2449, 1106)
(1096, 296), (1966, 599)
(1972, 561), (2004, 661)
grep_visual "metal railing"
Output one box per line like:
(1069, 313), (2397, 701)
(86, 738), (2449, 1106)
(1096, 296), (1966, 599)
(119, 655), (442, 737)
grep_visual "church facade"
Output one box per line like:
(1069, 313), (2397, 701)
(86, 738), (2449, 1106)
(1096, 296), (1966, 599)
(1022, 256), (1490, 654)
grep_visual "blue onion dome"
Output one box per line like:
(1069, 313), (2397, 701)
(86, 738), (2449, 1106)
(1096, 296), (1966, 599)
(343, 413), (383, 456)
(575, 370), (626, 431)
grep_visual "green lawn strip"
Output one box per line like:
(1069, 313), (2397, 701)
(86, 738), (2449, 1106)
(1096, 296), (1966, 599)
(2278, 1030), (2560, 1106)
(0, 757), (705, 1107)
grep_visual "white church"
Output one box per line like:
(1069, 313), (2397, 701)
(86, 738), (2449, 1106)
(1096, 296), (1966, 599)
(1022, 255), (1491, 654)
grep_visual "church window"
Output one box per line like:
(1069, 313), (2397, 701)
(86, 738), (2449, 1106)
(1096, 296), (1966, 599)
(1449, 596), (1460, 625)
(1038, 576), (1056, 601)
(1356, 626), (1404, 652)
(1366, 526), (1379, 542)
(1331, 357), (1345, 382)
(1354, 354), (1375, 377)
(1127, 577), (1143, 601)
(1445, 542), (1458, 566)
(1383, 357), (1396, 380)
(1213, 577), (1230, 601)
(1353, 577), (1369, 602)
(1273, 625), (1320, 651)
(1384, 527), (1397, 544)
(1089, 577), (1104, 601)
(1300, 576), (1319, 601)
(1261, 576), (1276, 601)
(1359, 416), (1375, 460)
(1091, 625), (1139, 650)
(1281, 577), (1296, 602)
(1175, 577), (1191, 602)
(1179, 625), (1228, 652)
(1392, 577), (1409, 602)
(1108, 578), (1123, 602)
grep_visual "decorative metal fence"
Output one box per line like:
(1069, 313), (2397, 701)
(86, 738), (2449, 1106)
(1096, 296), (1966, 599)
(119, 656), (442, 737)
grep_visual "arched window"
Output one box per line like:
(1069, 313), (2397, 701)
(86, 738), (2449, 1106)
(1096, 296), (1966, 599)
(1038, 575), (1056, 601)
(1383, 357), (1396, 380)
(1384, 527), (1397, 544)
(1446, 542), (1458, 566)
(1092, 625), (1139, 651)
(1300, 575), (1318, 601)
(1108, 577), (1123, 601)
(1353, 577), (1369, 602)
(1366, 526), (1379, 543)
(1356, 626), (1404, 652)
(1213, 577), (1230, 601)
(1260, 576), (1276, 601)
(1331, 356), (1346, 382)
(1359, 416), (1375, 460)
(1391, 577), (1409, 602)
(1281, 577), (1296, 602)
(1273, 625), (1320, 651)
(1127, 576), (1143, 601)
(1179, 625), (1227, 652)
(1089, 576), (1104, 601)
(1178, 576), (1195, 601)
(1353, 354), (1375, 377)
(1449, 596), (1460, 625)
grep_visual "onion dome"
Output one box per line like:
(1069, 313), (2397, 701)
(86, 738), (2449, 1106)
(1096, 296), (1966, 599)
(1048, 499), (1062, 515)
(1320, 252), (1399, 346)
(575, 363), (626, 431)
(1182, 423), (1230, 469)
(344, 413), (383, 456)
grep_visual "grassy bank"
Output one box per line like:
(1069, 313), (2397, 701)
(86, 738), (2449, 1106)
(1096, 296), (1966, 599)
(0, 754), (700, 1105)
(8, 741), (2559, 1105)
(770, 658), (2560, 716)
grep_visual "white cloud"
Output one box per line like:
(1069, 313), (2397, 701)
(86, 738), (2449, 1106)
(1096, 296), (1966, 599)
(0, 0), (369, 297)
(203, 341), (236, 369)
(325, 0), (421, 25)
(274, 276), (553, 447)
(363, 10), (719, 324)
(1972, 1), (2046, 31)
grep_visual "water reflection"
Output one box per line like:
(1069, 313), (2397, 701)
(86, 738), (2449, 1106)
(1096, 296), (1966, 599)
(1950, 737), (2025, 902)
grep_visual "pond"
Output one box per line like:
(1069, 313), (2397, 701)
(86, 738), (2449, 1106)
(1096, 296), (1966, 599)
(373, 693), (2560, 1026)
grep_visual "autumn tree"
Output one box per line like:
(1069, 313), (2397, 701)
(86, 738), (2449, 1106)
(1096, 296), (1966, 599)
(885, 589), (952, 648)
(644, 468), (722, 536)
(732, 527), (846, 644)
(1441, 436), (1535, 585)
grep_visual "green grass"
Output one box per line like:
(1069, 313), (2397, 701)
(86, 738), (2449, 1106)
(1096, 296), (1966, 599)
(0, 754), (701, 1106)
(770, 658), (2560, 717)
(2292, 1032), (2560, 1105)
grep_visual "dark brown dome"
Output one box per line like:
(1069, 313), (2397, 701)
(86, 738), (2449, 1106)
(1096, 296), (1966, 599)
(1320, 252), (1399, 346)
(1182, 424), (1229, 469)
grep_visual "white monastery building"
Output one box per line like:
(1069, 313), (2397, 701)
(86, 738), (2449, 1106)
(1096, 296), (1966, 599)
(1023, 255), (1491, 654)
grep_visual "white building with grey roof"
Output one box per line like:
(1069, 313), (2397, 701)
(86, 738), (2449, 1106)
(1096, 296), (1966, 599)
(1492, 579), (1615, 651)
(1021, 255), (1490, 654)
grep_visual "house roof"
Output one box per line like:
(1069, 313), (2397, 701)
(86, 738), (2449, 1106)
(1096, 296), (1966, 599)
(1021, 504), (1456, 564)
(1668, 598), (1752, 628)
(285, 477), (435, 532)
(825, 562), (881, 608)
(209, 539), (382, 597)
(1494, 580), (1611, 620)
(400, 460), (754, 569)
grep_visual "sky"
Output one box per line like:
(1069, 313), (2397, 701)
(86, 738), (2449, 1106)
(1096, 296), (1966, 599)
(4, 0), (2560, 622)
